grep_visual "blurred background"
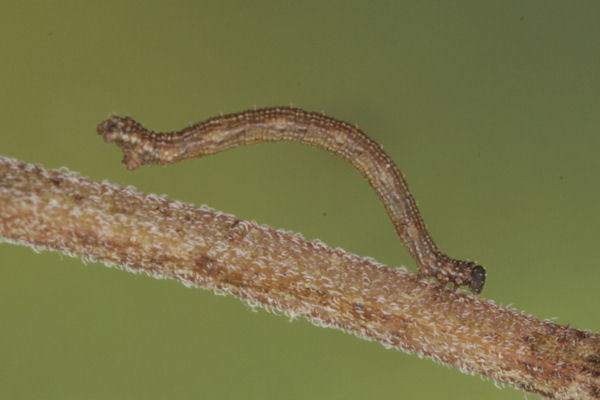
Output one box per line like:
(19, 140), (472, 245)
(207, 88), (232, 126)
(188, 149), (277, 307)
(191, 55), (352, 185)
(1, 1), (599, 399)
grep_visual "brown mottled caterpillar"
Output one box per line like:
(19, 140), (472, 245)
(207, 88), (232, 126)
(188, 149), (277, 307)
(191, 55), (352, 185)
(97, 106), (486, 293)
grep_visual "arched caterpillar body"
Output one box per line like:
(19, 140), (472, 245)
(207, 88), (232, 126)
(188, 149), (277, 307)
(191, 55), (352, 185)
(97, 106), (485, 293)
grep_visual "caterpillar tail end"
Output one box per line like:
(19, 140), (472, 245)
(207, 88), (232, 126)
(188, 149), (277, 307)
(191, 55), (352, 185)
(469, 265), (486, 294)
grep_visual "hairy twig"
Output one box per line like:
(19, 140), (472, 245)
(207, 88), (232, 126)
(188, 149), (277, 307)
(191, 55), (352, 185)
(0, 156), (598, 399)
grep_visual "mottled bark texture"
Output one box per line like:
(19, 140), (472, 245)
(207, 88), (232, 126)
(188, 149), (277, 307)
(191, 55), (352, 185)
(0, 155), (598, 399)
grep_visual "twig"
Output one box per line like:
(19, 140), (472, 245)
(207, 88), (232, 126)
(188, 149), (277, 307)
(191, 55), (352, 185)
(0, 155), (598, 399)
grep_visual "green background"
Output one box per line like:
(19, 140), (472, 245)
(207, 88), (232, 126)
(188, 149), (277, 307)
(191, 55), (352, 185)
(1, 1), (599, 399)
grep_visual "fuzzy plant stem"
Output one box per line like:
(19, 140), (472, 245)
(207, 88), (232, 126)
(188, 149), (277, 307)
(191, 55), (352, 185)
(0, 155), (598, 399)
